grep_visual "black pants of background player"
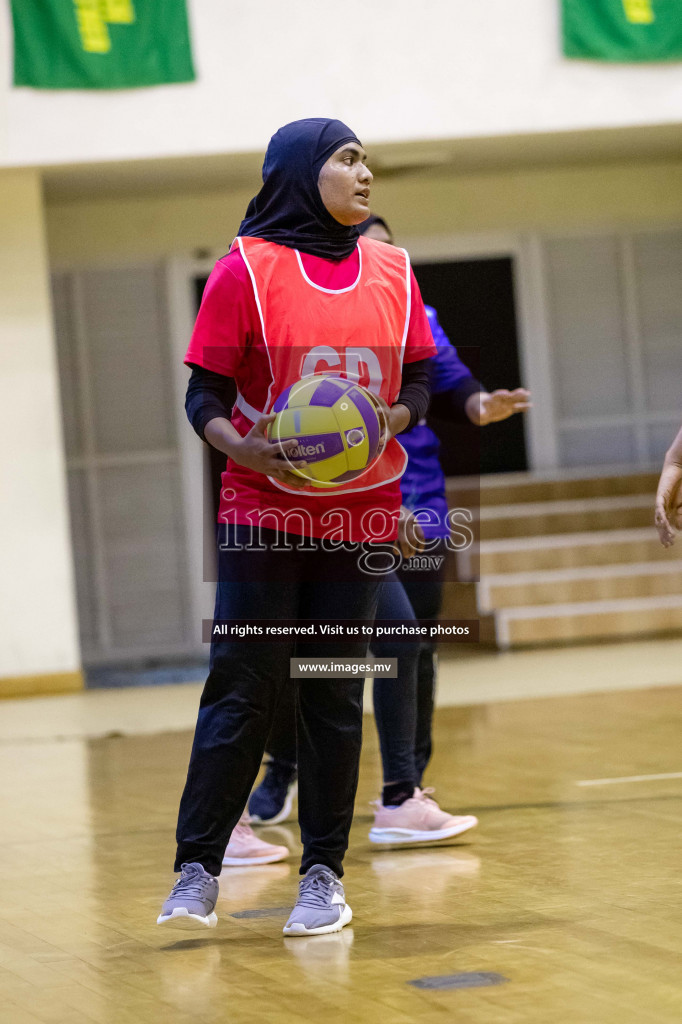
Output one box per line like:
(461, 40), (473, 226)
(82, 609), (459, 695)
(174, 525), (383, 878)
(266, 540), (446, 794)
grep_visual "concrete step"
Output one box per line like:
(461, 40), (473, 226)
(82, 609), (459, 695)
(495, 594), (682, 649)
(458, 527), (669, 578)
(437, 581), (479, 618)
(477, 494), (653, 540)
(438, 582), (495, 642)
(428, 583), (497, 646)
(446, 466), (658, 509)
(477, 560), (682, 611)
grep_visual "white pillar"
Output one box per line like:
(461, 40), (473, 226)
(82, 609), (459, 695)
(0, 169), (83, 696)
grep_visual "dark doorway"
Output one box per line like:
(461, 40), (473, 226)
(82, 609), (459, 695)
(412, 256), (527, 476)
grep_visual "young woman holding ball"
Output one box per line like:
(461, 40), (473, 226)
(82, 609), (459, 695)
(157, 118), (435, 936)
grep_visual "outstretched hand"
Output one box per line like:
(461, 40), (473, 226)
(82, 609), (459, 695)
(466, 388), (532, 426)
(654, 463), (682, 548)
(654, 423), (682, 548)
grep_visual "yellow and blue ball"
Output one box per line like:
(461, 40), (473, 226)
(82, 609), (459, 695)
(268, 375), (382, 488)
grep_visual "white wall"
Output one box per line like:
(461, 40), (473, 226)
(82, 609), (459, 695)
(45, 157), (682, 268)
(0, 170), (82, 687)
(2, 0), (681, 168)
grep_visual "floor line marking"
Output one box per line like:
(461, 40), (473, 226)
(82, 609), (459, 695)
(576, 771), (682, 787)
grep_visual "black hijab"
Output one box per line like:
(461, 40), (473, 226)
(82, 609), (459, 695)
(238, 118), (362, 260)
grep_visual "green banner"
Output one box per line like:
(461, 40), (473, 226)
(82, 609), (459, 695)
(12, 0), (196, 89)
(562, 0), (682, 61)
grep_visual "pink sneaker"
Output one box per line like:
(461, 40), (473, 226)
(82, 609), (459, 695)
(222, 816), (290, 866)
(369, 788), (478, 845)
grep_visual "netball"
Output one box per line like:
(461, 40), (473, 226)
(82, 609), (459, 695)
(268, 374), (384, 487)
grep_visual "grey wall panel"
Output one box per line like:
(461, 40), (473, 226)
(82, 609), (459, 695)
(52, 263), (193, 668)
(97, 462), (187, 649)
(66, 468), (99, 654)
(634, 230), (682, 414)
(79, 267), (175, 455)
(545, 236), (630, 419)
(559, 425), (636, 467)
(52, 273), (84, 459)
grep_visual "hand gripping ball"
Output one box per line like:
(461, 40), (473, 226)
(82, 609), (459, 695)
(267, 374), (384, 488)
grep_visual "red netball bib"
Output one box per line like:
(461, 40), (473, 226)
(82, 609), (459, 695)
(236, 235), (411, 496)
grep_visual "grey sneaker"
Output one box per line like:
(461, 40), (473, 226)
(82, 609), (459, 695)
(157, 862), (219, 929)
(283, 864), (352, 936)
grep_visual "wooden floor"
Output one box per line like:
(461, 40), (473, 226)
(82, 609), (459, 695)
(1, 683), (681, 1024)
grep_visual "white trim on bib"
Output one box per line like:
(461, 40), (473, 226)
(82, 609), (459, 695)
(237, 237), (275, 413)
(294, 246), (362, 294)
